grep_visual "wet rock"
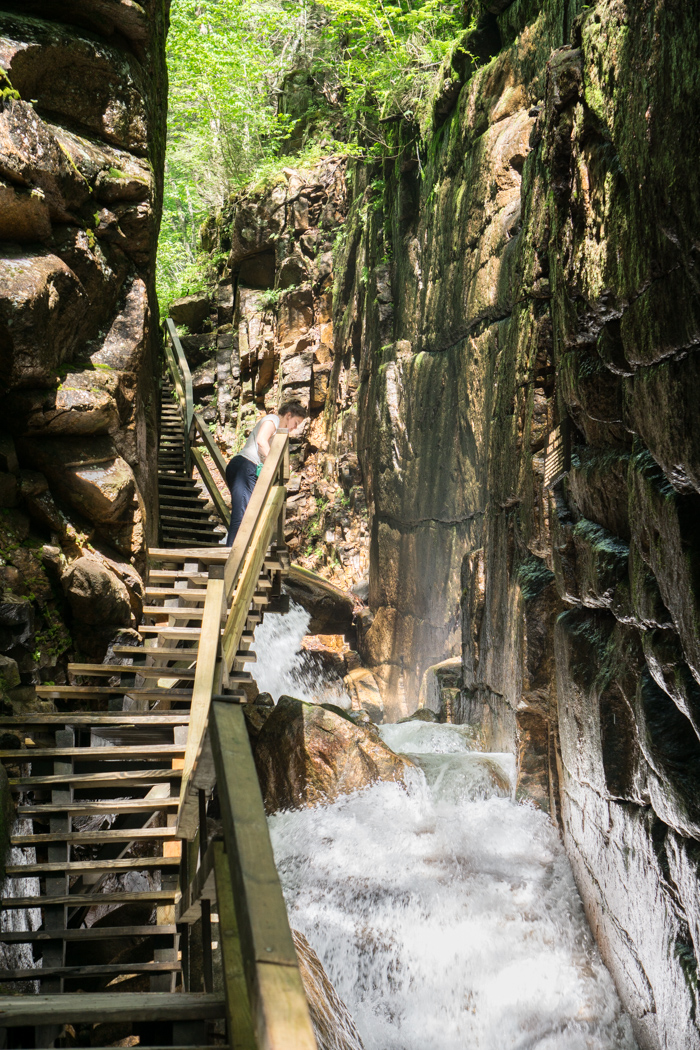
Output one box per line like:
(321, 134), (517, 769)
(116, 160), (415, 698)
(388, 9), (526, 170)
(169, 293), (210, 333)
(343, 668), (384, 724)
(0, 596), (33, 650)
(252, 695), (412, 813)
(61, 555), (132, 626)
(292, 929), (365, 1050)
(398, 708), (439, 724)
(417, 658), (462, 721)
(284, 566), (356, 635)
(0, 655), (21, 692)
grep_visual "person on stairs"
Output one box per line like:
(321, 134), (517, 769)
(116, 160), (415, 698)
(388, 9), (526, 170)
(221, 400), (307, 546)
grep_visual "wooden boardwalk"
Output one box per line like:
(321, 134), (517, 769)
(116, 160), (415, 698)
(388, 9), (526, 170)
(0, 324), (317, 1050)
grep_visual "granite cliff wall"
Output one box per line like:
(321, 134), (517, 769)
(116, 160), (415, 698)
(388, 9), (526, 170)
(0, 1), (168, 700)
(331, 1), (700, 1046)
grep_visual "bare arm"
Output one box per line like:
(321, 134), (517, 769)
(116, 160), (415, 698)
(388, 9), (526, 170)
(256, 418), (277, 461)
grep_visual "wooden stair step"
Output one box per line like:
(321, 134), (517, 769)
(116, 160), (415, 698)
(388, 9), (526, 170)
(0, 992), (225, 1026)
(144, 587), (208, 600)
(68, 663), (197, 679)
(112, 645), (200, 658)
(148, 548), (229, 562)
(0, 744), (185, 760)
(9, 768), (183, 789)
(5, 856), (181, 876)
(11, 829), (179, 846)
(17, 799), (179, 816)
(0, 713), (190, 725)
(160, 506), (212, 517)
(36, 684), (194, 698)
(2, 889), (177, 908)
(139, 626), (205, 639)
(0, 962), (181, 981)
(144, 605), (206, 619)
(0, 925), (177, 944)
(148, 569), (210, 582)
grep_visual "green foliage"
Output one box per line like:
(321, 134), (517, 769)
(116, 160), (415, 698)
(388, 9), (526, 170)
(516, 554), (554, 601)
(158, 0), (464, 309)
(318, 0), (463, 137)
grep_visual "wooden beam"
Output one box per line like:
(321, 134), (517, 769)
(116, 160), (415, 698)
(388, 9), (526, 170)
(191, 445), (231, 526)
(5, 857), (181, 876)
(0, 992), (225, 1026)
(177, 576), (226, 839)
(213, 842), (256, 1050)
(0, 925), (177, 944)
(221, 487), (285, 673)
(2, 890), (177, 908)
(209, 702), (317, 1050)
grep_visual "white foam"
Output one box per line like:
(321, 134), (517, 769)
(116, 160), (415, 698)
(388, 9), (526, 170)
(253, 601), (352, 708)
(270, 728), (637, 1049)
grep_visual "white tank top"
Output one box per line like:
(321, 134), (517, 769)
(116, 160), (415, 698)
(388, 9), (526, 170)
(240, 414), (279, 466)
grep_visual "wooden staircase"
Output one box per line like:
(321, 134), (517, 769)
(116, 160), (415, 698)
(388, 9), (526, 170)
(159, 386), (225, 549)
(0, 324), (316, 1050)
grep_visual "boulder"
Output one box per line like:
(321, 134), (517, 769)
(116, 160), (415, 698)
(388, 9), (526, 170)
(284, 565), (356, 635)
(0, 14), (148, 152)
(293, 929), (365, 1050)
(7, 383), (119, 436)
(90, 277), (148, 372)
(343, 667), (385, 723)
(169, 293), (210, 332)
(253, 695), (412, 813)
(0, 248), (86, 389)
(61, 555), (132, 626)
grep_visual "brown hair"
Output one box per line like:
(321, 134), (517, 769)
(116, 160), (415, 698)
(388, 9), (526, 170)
(278, 399), (307, 419)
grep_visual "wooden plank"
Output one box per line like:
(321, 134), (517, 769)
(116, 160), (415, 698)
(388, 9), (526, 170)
(0, 962), (181, 981)
(210, 703), (317, 1050)
(191, 445), (231, 526)
(223, 434), (287, 594)
(6, 857), (181, 876)
(0, 925), (177, 944)
(176, 576), (226, 839)
(66, 665), (197, 679)
(112, 646), (200, 658)
(0, 714), (190, 725)
(2, 890), (177, 908)
(0, 991), (225, 1026)
(35, 685), (194, 699)
(149, 570), (209, 582)
(149, 548), (229, 562)
(221, 487), (285, 672)
(166, 317), (194, 434)
(254, 962), (317, 1050)
(193, 412), (229, 486)
(0, 745), (185, 759)
(209, 702), (297, 967)
(10, 768), (183, 789)
(177, 836), (220, 923)
(144, 588), (209, 600)
(143, 606), (206, 619)
(213, 842), (256, 1050)
(17, 799), (179, 816)
(11, 829), (179, 845)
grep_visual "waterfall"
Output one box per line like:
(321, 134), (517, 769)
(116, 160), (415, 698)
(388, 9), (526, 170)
(253, 601), (352, 709)
(256, 613), (638, 1050)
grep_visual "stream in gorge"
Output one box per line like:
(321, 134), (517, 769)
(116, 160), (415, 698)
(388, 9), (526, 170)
(254, 605), (639, 1049)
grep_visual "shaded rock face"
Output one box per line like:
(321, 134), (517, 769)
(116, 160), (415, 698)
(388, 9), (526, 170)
(252, 695), (412, 814)
(0, 3), (166, 566)
(0, 4), (167, 703)
(327, 2), (700, 1046)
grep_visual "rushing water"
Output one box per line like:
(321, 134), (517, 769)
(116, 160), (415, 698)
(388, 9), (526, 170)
(257, 611), (638, 1050)
(253, 600), (352, 708)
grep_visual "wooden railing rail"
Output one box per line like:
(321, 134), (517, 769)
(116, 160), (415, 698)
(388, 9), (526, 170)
(164, 318), (194, 473)
(169, 422), (316, 1048)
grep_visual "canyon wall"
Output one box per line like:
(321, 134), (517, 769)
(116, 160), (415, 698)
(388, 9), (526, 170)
(330, 0), (700, 1046)
(0, 0), (167, 701)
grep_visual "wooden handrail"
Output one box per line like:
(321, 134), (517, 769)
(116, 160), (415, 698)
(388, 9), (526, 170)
(165, 318), (194, 433)
(169, 424), (316, 1049)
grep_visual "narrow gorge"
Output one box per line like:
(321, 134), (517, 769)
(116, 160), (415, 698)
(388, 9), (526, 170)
(0, 1), (699, 1049)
